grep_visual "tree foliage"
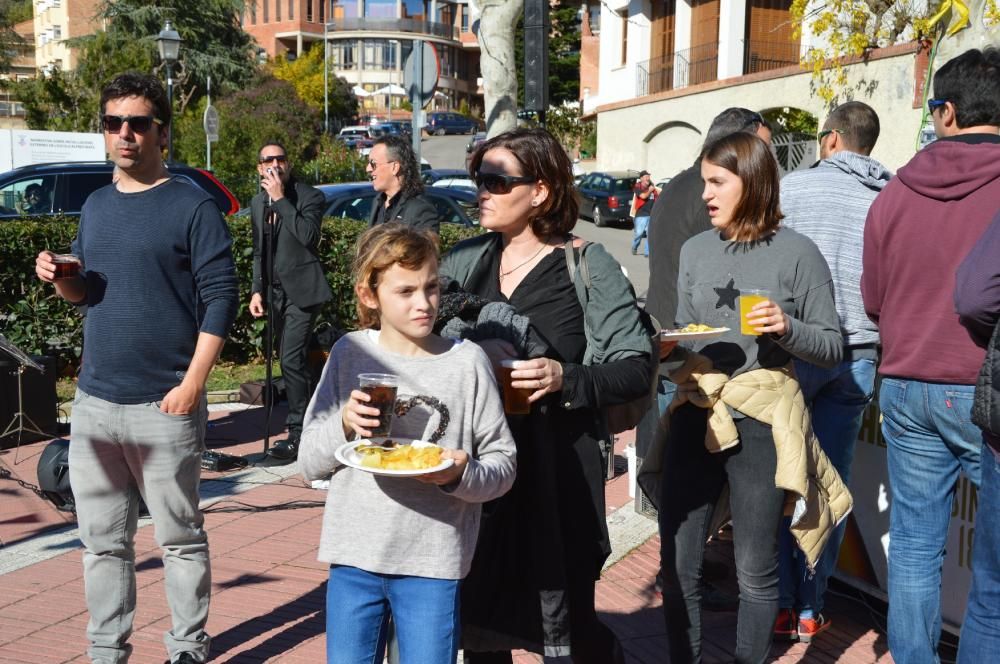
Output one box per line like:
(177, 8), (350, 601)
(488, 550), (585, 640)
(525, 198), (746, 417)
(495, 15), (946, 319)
(174, 76), (322, 205)
(269, 44), (359, 128)
(790, 0), (970, 106)
(0, 0), (30, 75)
(513, 0), (582, 108)
(12, 1), (257, 132)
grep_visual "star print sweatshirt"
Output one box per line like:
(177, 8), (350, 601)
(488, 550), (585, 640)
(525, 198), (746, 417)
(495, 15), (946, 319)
(670, 227), (843, 378)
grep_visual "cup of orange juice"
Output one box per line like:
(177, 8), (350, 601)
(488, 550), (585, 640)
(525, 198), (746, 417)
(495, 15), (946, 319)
(739, 289), (771, 336)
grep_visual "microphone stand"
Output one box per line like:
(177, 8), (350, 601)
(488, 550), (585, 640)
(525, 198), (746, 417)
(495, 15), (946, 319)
(243, 194), (280, 466)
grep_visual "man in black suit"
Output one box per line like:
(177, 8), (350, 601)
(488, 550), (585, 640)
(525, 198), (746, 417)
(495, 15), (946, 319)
(250, 141), (332, 461)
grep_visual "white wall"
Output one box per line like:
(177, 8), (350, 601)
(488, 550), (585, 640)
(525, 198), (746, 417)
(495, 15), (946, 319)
(595, 49), (926, 177)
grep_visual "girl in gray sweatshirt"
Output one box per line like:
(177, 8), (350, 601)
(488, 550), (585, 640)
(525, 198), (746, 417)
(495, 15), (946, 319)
(299, 224), (516, 663)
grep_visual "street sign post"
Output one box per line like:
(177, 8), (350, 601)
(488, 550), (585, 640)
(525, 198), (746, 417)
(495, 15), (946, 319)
(203, 77), (219, 170)
(403, 41), (439, 163)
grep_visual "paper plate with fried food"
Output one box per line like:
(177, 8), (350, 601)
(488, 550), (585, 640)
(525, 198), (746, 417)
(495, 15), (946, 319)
(335, 438), (454, 476)
(659, 323), (730, 341)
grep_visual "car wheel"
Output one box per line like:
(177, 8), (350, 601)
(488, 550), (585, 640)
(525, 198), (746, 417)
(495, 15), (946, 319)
(593, 206), (606, 227)
(435, 128), (446, 136)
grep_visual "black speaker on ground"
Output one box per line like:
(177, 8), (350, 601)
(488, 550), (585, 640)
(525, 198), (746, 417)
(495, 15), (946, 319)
(37, 437), (74, 511)
(0, 355), (58, 449)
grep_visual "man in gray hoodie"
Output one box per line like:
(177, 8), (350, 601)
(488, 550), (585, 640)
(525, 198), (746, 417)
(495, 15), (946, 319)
(775, 101), (891, 644)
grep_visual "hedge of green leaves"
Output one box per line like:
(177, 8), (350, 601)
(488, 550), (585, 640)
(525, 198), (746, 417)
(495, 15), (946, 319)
(0, 217), (482, 375)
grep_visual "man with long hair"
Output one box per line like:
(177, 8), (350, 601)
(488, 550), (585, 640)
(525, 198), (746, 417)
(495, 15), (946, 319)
(366, 134), (440, 233)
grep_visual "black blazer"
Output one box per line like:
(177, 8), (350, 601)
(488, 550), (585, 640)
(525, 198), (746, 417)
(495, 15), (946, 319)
(367, 190), (441, 234)
(251, 179), (332, 310)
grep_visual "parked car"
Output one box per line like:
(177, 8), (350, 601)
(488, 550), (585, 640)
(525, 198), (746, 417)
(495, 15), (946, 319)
(0, 161), (240, 220)
(431, 177), (477, 193)
(575, 170), (639, 227)
(236, 182), (478, 227)
(424, 112), (478, 136)
(466, 131), (487, 154)
(338, 125), (381, 155)
(377, 120), (412, 136)
(420, 168), (469, 185)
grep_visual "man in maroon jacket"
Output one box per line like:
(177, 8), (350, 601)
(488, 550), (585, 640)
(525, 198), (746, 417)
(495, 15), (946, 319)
(861, 47), (1000, 664)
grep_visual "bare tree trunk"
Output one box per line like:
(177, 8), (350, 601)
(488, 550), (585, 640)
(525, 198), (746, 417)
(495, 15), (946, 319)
(471, 0), (522, 137)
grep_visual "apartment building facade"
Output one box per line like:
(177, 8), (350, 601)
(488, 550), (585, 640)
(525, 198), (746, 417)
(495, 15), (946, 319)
(32, 0), (103, 73)
(240, 0), (482, 115)
(0, 20), (37, 128)
(583, 0), (927, 177)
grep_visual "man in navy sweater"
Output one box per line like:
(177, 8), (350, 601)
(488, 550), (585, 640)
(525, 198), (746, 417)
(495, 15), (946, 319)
(35, 73), (238, 664)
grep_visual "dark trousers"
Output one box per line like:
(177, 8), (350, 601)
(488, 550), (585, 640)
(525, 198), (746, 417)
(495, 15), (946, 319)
(271, 286), (318, 440)
(659, 405), (784, 664)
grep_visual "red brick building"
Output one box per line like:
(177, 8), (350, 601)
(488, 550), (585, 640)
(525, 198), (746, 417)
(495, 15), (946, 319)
(240, 0), (483, 118)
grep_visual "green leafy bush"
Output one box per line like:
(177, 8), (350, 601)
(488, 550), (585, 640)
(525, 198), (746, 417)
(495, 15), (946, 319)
(0, 217), (482, 374)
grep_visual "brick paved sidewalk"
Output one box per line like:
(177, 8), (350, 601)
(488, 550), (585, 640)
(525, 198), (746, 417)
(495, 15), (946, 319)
(1, 405), (901, 663)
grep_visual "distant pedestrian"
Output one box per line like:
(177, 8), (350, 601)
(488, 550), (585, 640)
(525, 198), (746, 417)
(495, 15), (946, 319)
(299, 223), (516, 664)
(775, 100), (891, 644)
(367, 134), (440, 233)
(860, 46), (1000, 664)
(630, 169), (659, 256)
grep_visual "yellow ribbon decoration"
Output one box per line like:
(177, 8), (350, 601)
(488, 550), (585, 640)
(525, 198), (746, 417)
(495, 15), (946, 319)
(927, 0), (971, 37)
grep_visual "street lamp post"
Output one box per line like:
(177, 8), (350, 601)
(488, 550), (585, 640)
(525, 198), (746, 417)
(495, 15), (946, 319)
(156, 20), (182, 162)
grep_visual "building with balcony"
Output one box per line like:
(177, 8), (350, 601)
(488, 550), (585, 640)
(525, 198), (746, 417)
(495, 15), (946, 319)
(241, 0), (482, 119)
(0, 19), (37, 128)
(582, 0), (931, 179)
(32, 0), (103, 73)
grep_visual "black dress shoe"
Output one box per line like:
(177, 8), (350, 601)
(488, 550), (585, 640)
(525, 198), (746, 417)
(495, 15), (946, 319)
(269, 437), (299, 460)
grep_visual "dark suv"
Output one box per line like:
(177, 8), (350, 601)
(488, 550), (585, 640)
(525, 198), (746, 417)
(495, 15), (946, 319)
(0, 162), (240, 220)
(576, 170), (639, 227)
(424, 112), (478, 136)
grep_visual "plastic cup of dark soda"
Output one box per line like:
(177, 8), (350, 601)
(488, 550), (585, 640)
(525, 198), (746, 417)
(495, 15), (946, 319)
(358, 373), (399, 437)
(52, 254), (81, 280)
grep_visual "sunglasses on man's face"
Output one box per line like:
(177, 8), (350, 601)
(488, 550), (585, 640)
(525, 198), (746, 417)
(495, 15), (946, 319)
(259, 154), (288, 165)
(474, 172), (536, 195)
(100, 114), (163, 134)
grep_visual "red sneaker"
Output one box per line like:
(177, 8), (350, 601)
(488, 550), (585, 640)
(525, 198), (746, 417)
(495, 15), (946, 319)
(797, 614), (831, 643)
(773, 608), (798, 642)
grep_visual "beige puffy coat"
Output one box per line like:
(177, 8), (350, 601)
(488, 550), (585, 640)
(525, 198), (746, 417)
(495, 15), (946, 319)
(666, 353), (853, 570)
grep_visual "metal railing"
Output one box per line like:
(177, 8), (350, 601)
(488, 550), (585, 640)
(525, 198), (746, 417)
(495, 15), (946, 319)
(744, 39), (801, 75)
(676, 43), (718, 87)
(331, 17), (458, 41)
(636, 53), (675, 97)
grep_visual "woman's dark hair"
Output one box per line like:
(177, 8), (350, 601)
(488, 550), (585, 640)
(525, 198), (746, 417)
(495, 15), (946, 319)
(376, 134), (424, 200)
(100, 72), (171, 128)
(933, 47), (1000, 128)
(700, 132), (782, 244)
(468, 127), (578, 240)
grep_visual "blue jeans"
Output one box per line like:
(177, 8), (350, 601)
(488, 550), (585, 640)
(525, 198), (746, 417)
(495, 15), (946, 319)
(778, 356), (876, 617)
(957, 441), (1000, 663)
(632, 214), (650, 256)
(325, 565), (460, 664)
(880, 378), (982, 664)
(69, 389), (210, 664)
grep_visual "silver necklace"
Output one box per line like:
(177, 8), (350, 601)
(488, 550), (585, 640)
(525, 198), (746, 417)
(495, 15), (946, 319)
(499, 243), (546, 283)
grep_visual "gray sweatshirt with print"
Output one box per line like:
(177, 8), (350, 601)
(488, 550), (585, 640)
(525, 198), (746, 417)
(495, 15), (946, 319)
(299, 330), (516, 580)
(673, 227), (843, 377)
